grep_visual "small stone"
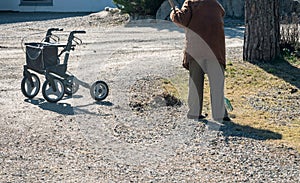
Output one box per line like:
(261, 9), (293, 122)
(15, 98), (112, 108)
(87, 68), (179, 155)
(291, 88), (298, 94)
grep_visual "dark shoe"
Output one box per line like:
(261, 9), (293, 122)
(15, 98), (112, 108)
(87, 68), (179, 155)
(223, 117), (231, 121)
(187, 114), (206, 120)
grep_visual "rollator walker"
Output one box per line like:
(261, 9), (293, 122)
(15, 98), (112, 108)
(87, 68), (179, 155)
(21, 28), (109, 103)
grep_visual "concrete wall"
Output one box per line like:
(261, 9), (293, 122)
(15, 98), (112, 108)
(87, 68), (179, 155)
(0, 1), (16, 11)
(218, 0), (244, 18)
(0, 0), (116, 12)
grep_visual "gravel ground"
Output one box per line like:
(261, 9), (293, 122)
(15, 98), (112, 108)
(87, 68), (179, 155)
(0, 11), (299, 182)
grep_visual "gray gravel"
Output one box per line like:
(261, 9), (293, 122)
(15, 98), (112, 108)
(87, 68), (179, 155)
(0, 12), (299, 182)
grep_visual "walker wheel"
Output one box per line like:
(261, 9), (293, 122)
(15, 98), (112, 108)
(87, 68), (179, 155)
(65, 81), (79, 96)
(42, 79), (65, 103)
(21, 73), (40, 99)
(90, 81), (109, 101)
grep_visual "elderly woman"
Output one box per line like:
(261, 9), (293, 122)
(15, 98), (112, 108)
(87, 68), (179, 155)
(170, 0), (230, 121)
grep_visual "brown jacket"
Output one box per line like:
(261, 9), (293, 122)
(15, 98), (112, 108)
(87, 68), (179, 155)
(170, 0), (226, 68)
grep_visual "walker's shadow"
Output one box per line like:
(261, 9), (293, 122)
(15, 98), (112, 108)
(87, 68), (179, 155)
(220, 120), (282, 140)
(24, 98), (113, 116)
(25, 98), (75, 115)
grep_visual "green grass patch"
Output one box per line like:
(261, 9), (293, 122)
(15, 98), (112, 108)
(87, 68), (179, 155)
(169, 60), (300, 152)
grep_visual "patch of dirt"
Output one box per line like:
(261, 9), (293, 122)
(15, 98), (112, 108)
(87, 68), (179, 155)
(129, 76), (182, 113)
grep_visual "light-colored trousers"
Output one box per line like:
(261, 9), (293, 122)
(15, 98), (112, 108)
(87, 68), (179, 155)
(188, 58), (228, 121)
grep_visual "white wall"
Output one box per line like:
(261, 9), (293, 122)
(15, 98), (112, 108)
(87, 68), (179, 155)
(0, 0), (17, 11)
(0, 0), (116, 12)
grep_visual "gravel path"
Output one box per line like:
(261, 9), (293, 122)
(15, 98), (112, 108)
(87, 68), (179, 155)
(0, 12), (299, 182)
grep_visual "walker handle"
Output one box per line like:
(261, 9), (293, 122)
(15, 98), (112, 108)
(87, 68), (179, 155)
(72, 30), (86, 34)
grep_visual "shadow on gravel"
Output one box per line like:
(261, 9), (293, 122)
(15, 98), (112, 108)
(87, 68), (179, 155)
(221, 120), (282, 140)
(25, 98), (75, 115)
(25, 98), (113, 116)
(124, 18), (245, 37)
(124, 19), (185, 33)
(249, 59), (300, 90)
(0, 12), (89, 25)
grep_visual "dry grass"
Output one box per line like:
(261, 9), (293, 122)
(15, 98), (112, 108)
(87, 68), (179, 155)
(169, 59), (300, 152)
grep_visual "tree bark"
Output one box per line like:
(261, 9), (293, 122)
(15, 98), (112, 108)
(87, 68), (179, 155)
(243, 0), (281, 62)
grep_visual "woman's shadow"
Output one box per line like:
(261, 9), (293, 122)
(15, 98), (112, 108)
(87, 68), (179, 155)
(202, 119), (282, 141)
(219, 120), (282, 141)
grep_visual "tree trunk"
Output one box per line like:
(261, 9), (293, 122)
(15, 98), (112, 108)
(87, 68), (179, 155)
(243, 0), (281, 62)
